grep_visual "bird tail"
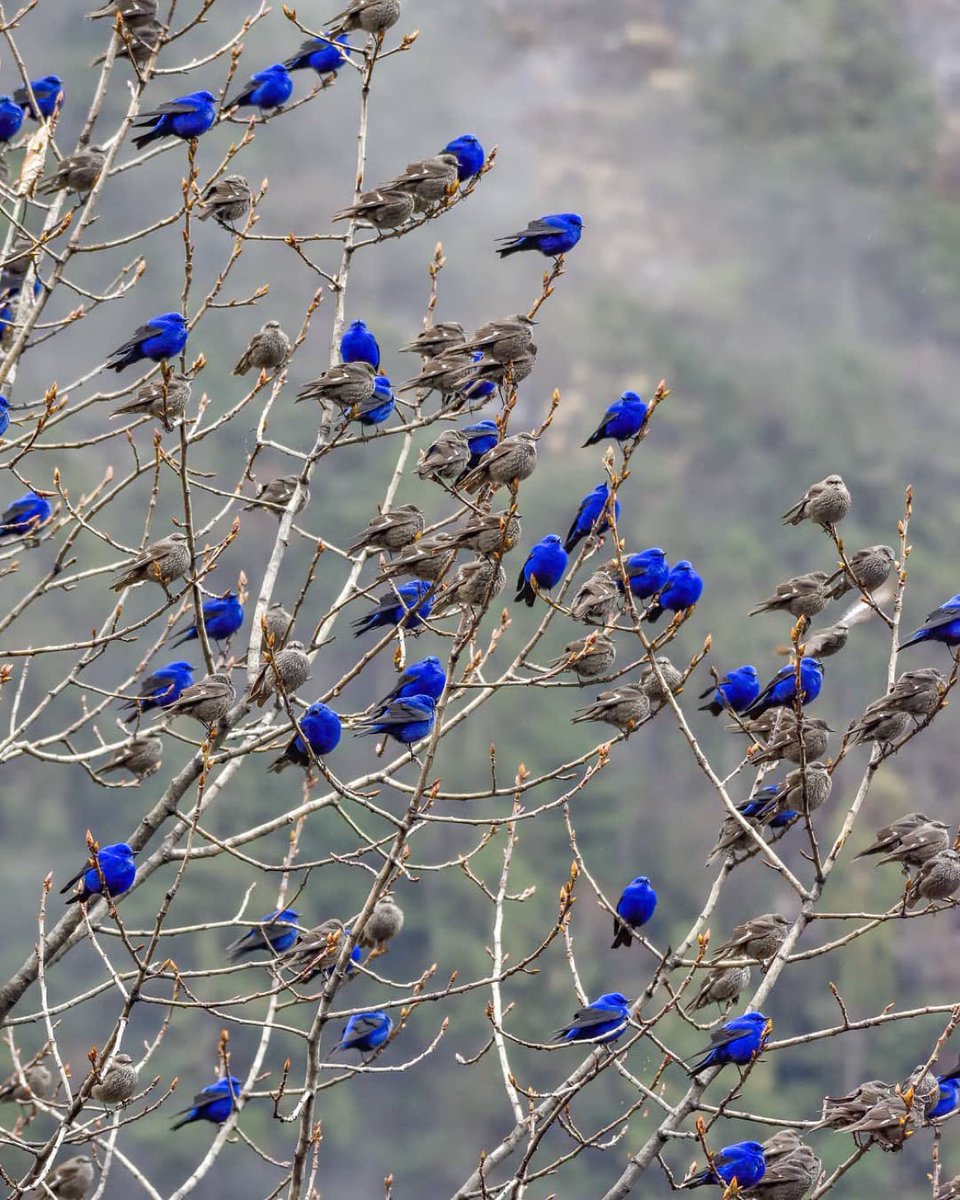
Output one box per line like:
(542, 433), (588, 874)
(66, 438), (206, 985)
(515, 572), (536, 608)
(267, 752), (291, 774)
(496, 243), (523, 258)
(63, 892), (85, 906)
(610, 920), (633, 950)
(132, 130), (160, 150)
(169, 1111), (195, 1131)
(686, 1053), (712, 1077)
(897, 631), (923, 650)
(644, 603), (664, 624)
(169, 628), (194, 649)
(581, 431), (602, 448)
(562, 532), (580, 554)
(678, 1170), (711, 1189)
(698, 699), (723, 716)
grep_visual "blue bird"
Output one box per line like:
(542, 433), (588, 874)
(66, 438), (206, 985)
(611, 876), (657, 949)
(121, 660), (195, 722)
(583, 391), (648, 447)
(0, 96), (24, 142)
(171, 1075), (241, 1130)
(284, 33), (351, 75)
(352, 375), (395, 427)
(555, 992), (630, 1044)
(107, 311), (188, 371)
(462, 420), (499, 466)
(340, 319), (380, 369)
(333, 1010), (392, 1055)
(900, 594), (960, 651)
(172, 592), (244, 647)
(516, 534), (568, 607)
(564, 483), (620, 554)
(927, 1076), (960, 1121)
(13, 75), (63, 121)
(0, 491), (50, 537)
(687, 1010), (770, 1076)
(617, 547), (670, 600)
(681, 1141), (766, 1190)
(0, 396), (11, 438)
(737, 786), (780, 823)
(61, 842), (137, 905)
(699, 665), (760, 716)
(442, 134), (485, 181)
(744, 658), (824, 718)
(497, 213), (583, 258)
(377, 656), (446, 707)
(132, 90), (217, 148)
(352, 580), (434, 637)
(355, 694), (436, 744)
(269, 701), (342, 772)
(226, 64), (294, 112)
(226, 908), (299, 960)
(644, 560), (703, 623)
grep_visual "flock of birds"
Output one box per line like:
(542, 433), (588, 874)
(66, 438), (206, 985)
(0, 0), (959, 1196)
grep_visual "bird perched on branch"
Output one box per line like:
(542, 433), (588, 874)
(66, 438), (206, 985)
(782, 474), (851, 529)
(550, 632), (616, 681)
(121, 661), (193, 722)
(611, 876), (657, 948)
(249, 642), (310, 707)
(459, 432), (538, 494)
(385, 153), (460, 211)
(340, 318), (380, 368)
(165, 672), (235, 727)
(355, 694), (436, 744)
(743, 658), (824, 717)
(825, 544), (895, 600)
(900, 595), (960, 651)
(710, 913), (789, 964)
(443, 134), (485, 181)
(699, 665), (760, 716)
(516, 534), (567, 607)
(61, 842), (137, 905)
(243, 475), (308, 516)
(111, 532), (189, 593)
(353, 580), (435, 636)
(171, 1076), (241, 1130)
(564, 482), (620, 554)
(0, 1062), (52, 1103)
(0, 96), (23, 143)
(269, 701), (342, 773)
(171, 592), (244, 647)
(333, 1011), (393, 1055)
(225, 64), (293, 113)
(226, 908), (299, 960)
(111, 372), (191, 430)
(197, 175), (253, 228)
(0, 491), (51, 538)
(296, 360), (375, 407)
(38, 147), (105, 197)
(284, 33), (351, 78)
(612, 547), (670, 601)
(745, 1130), (820, 1200)
(374, 656), (446, 708)
(359, 893), (404, 951)
(569, 570), (622, 625)
(554, 992), (629, 1044)
(680, 1140), (766, 1190)
(450, 511), (521, 556)
(100, 735), (163, 781)
(497, 212), (583, 258)
(572, 685), (650, 732)
(583, 390), (648, 446)
(107, 311), (188, 371)
(279, 918), (361, 982)
(377, 535), (457, 582)
(687, 1010), (770, 1076)
(640, 657), (684, 702)
(400, 320), (466, 359)
(748, 572), (829, 619)
(14, 75), (64, 121)
(906, 849), (960, 907)
(326, 0), (401, 36)
(690, 965), (751, 1012)
(333, 188), (415, 231)
(233, 321), (290, 376)
(91, 1054), (138, 1106)
(39, 1156), (95, 1200)
(349, 505), (423, 555)
(644, 560), (703, 623)
(132, 90), (216, 148)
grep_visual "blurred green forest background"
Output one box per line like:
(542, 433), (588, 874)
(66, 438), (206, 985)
(2, 0), (960, 1195)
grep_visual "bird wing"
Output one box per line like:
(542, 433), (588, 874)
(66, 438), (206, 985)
(558, 1002), (622, 1036)
(497, 218), (562, 241)
(136, 99), (205, 122)
(1, 497), (40, 525)
(920, 600), (960, 631)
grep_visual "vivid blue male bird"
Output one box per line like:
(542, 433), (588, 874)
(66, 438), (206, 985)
(171, 1075), (241, 1130)
(107, 312), (188, 371)
(564, 483), (620, 554)
(442, 134), (485, 181)
(583, 391), (648, 447)
(226, 908), (299, 960)
(340, 319), (380, 369)
(352, 580), (434, 637)
(611, 876), (657, 949)
(462, 420), (499, 466)
(497, 213), (583, 258)
(699, 665), (760, 716)
(333, 1011), (393, 1055)
(744, 658), (824, 718)
(555, 992), (630, 1044)
(284, 33), (351, 76)
(644, 560), (703, 623)
(460, 352), (497, 402)
(687, 1010), (770, 1076)
(681, 1141), (766, 1190)
(355, 694), (436, 744)
(615, 547), (669, 600)
(351, 375), (395, 427)
(515, 534), (568, 607)
(225, 64), (293, 113)
(927, 1075), (960, 1121)
(0, 491), (50, 537)
(172, 592), (244, 647)
(900, 594), (960, 651)
(0, 396), (11, 438)
(13, 76), (63, 120)
(376, 656), (446, 707)
(269, 701), (342, 772)
(132, 91), (217, 148)
(121, 660), (195, 722)
(61, 842), (137, 905)
(0, 97), (24, 142)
